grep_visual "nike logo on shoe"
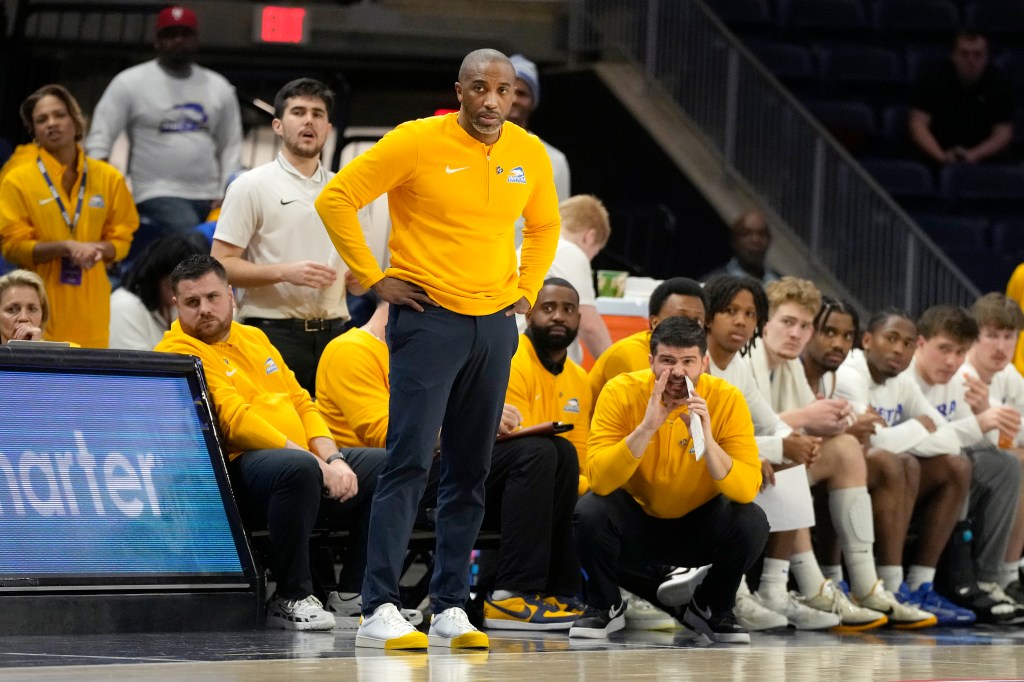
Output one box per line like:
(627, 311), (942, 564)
(609, 601), (627, 619)
(691, 601), (711, 620)
(280, 199), (299, 205)
(489, 602), (532, 619)
(445, 165), (469, 174)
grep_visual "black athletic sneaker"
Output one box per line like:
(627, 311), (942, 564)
(1006, 580), (1024, 606)
(943, 583), (1018, 624)
(684, 599), (750, 644)
(568, 601), (626, 639)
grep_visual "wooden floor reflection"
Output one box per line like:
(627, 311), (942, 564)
(2, 625), (1024, 681)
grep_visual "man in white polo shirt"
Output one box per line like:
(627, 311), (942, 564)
(212, 78), (357, 393)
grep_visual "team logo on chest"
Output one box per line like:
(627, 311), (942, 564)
(563, 397), (580, 414)
(507, 166), (526, 184)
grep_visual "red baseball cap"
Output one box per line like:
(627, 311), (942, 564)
(156, 6), (198, 32)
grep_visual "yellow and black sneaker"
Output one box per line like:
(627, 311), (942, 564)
(484, 592), (579, 631)
(543, 594), (586, 617)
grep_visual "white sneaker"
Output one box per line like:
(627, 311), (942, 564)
(620, 589), (677, 631)
(428, 607), (489, 649)
(732, 591), (787, 631)
(325, 591), (361, 630)
(855, 580), (937, 629)
(801, 580), (888, 631)
(356, 603), (428, 650)
(756, 591), (840, 630)
(656, 565), (710, 606)
(327, 591), (424, 627)
(265, 594), (335, 631)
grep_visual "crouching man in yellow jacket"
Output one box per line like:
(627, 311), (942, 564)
(570, 316), (768, 643)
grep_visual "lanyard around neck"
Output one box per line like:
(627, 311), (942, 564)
(36, 155), (88, 234)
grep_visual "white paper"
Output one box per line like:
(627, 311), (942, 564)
(753, 464), (816, 532)
(685, 375), (705, 460)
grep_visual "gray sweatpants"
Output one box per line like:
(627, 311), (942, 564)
(965, 443), (1022, 583)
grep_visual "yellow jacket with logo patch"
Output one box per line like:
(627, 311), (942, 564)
(505, 334), (592, 494)
(587, 369), (761, 519)
(155, 320), (332, 460)
(0, 144), (138, 347)
(588, 329), (651, 405)
(314, 113), (560, 315)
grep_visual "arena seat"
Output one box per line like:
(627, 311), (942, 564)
(872, 0), (961, 44)
(912, 213), (990, 250)
(941, 164), (1024, 217)
(991, 219), (1024, 263)
(818, 44), (906, 103)
(777, 0), (868, 37)
(860, 158), (936, 211)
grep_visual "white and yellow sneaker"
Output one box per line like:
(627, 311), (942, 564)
(356, 603), (428, 650)
(802, 580), (888, 631)
(428, 607), (489, 649)
(855, 580), (938, 629)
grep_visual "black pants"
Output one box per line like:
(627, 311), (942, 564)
(245, 319), (348, 395)
(229, 447), (386, 599)
(485, 435), (580, 596)
(574, 490), (769, 614)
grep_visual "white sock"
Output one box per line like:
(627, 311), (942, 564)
(737, 574), (752, 596)
(790, 551), (828, 598)
(829, 487), (879, 597)
(821, 564), (844, 584)
(491, 590), (515, 601)
(758, 558), (790, 601)
(1003, 562), (1021, 589)
(877, 565), (904, 593)
(905, 565), (936, 591)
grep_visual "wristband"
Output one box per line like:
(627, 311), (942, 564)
(326, 452), (348, 465)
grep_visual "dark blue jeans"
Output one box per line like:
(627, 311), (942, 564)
(132, 197), (212, 261)
(361, 303), (518, 615)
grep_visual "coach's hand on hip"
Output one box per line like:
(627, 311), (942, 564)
(372, 276), (437, 312)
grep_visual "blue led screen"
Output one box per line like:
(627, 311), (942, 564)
(0, 371), (244, 577)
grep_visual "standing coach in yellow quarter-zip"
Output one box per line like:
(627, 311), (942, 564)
(315, 48), (560, 650)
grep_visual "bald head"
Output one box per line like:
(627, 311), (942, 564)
(459, 48), (513, 82)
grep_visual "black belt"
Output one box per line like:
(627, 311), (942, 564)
(245, 317), (347, 333)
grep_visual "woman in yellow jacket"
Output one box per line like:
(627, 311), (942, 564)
(0, 84), (138, 347)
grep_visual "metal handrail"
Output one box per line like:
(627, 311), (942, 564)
(569, 0), (982, 313)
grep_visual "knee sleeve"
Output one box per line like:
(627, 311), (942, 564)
(829, 486), (875, 545)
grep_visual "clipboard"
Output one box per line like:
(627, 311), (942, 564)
(496, 421), (574, 442)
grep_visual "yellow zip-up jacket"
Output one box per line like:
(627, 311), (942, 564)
(155, 320), (332, 460)
(588, 369), (761, 519)
(316, 327), (390, 448)
(0, 144), (138, 347)
(0, 143), (36, 187)
(506, 334), (592, 495)
(1006, 264), (1024, 376)
(315, 113), (560, 315)
(588, 329), (651, 405)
